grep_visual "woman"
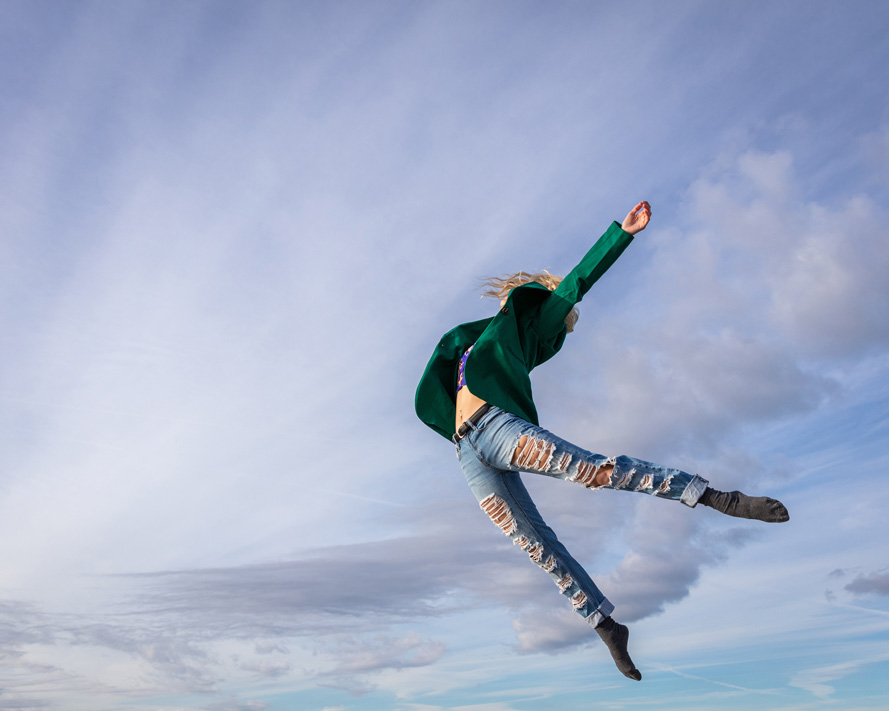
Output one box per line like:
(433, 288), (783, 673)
(415, 201), (789, 680)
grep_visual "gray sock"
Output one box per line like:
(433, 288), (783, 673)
(595, 616), (641, 681)
(699, 487), (789, 523)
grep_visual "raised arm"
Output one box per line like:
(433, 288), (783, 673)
(534, 202), (651, 338)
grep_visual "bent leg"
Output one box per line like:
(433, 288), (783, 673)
(457, 440), (614, 627)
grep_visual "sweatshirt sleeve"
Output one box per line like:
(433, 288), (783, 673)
(534, 221), (634, 340)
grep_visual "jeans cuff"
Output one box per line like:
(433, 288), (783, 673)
(681, 474), (710, 507)
(584, 598), (615, 628)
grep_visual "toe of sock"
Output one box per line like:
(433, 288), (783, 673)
(771, 499), (790, 523)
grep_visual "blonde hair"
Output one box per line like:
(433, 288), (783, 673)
(480, 270), (579, 333)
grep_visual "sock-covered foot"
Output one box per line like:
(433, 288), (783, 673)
(595, 616), (641, 681)
(699, 487), (789, 523)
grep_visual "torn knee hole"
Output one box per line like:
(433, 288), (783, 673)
(571, 460), (605, 488)
(593, 463), (614, 487)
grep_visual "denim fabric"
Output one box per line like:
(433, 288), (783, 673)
(455, 406), (708, 627)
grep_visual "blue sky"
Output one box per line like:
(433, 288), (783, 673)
(1, 1), (888, 709)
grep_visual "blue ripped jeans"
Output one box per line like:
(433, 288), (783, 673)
(454, 406), (708, 628)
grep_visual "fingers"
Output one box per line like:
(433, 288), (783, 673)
(629, 201), (651, 216)
(622, 201), (651, 235)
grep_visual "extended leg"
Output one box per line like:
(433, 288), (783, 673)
(507, 425), (789, 521)
(505, 424), (789, 521)
(475, 413), (709, 506)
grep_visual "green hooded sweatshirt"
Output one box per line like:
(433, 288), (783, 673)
(416, 221), (634, 440)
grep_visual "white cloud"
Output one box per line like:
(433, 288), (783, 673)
(510, 608), (592, 654)
(789, 659), (870, 698)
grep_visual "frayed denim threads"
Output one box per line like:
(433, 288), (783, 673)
(455, 406), (708, 627)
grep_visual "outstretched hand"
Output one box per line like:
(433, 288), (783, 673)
(621, 201), (651, 235)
